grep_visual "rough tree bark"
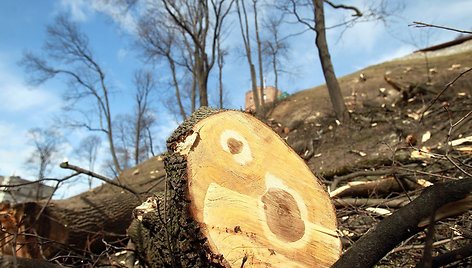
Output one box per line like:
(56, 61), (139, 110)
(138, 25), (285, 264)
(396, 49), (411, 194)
(236, 0), (261, 112)
(253, 0), (265, 107)
(128, 107), (341, 267)
(313, 0), (347, 121)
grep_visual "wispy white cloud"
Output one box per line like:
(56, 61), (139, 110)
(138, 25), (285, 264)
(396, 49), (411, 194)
(0, 56), (61, 115)
(117, 48), (129, 62)
(366, 44), (415, 66)
(90, 1), (138, 34)
(58, 0), (89, 22)
(58, 0), (138, 34)
(0, 82), (59, 113)
(0, 122), (32, 177)
(0, 54), (62, 179)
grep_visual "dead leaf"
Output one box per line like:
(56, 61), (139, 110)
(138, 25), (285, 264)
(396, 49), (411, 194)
(422, 131), (431, 143)
(366, 207), (392, 216)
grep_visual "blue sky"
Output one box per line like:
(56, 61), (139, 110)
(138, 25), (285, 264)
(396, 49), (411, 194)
(0, 0), (471, 197)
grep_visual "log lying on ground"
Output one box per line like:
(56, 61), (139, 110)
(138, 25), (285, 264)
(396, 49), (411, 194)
(0, 192), (140, 261)
(0, 255), (63, 268)
(0, 156), (166, 262)
(332, 177), (472, 268)
(129, 107), (341, 267)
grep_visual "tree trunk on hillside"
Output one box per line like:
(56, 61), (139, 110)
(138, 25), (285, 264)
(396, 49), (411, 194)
(313, 0), (347, 121)
(253, 0), (265, 107)
(236, 0), (261, 113)
(128, 107), (341, 267)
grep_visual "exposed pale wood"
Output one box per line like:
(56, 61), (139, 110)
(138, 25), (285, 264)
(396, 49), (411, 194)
(130, 108), (341, 267)
(333, 197), (412, 208)
(330, 176), (423, 198)
(186, 110), (340, 267)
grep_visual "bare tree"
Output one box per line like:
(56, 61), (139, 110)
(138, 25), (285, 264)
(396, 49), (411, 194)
(111, 71), (157, 171)
(137, 14), (188, 120)
(313, 0), (347, 120)
(113, 115), (133, 170)
(236, 0), (261, 112)
(252, 0), (265, 107)
(160, 0), (235, 108)
(21, 15), (122, 173)
(26, 128), (62, 181)
(262, 14), (290, 91)
(216, 33), (228, 109)
(76, 135), (101, 189)
(280, 0), (393, 120)
(132, 70), (157, 165)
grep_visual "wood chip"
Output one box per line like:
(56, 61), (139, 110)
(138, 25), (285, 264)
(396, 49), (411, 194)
(415, 179), (433, 187)
(349, 150), (367, 157)
(456, 146), (472, 154)
(411, 147), (434, 159)
(450, 136), (472, 146)
(365, 207), (392, 216)
(421, 131), (431, 143)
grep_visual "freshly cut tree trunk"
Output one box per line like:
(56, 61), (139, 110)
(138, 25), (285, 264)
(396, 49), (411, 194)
(130, 107), (341, 267)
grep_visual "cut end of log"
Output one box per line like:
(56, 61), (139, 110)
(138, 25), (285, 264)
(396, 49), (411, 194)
(133, 108), (341, 267)
(182, 109), (341, 266)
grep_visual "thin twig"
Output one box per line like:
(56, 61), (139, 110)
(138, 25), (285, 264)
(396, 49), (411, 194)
(452, 110), (472, 128)
(421, 67), (472, 121)
(397, 167), (458, 180)
(59, 162), (142, 202)
(391, 236), (464, 253)
(417, 212), (436, 267)
(444, 106), (472, 178)
(445, 155), (472, 178)
(333, 197), (412, 208)
(410, 21), (472, 34)
(34, 172), (81, 223)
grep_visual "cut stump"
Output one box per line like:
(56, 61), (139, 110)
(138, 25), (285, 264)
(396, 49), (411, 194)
(130, 108), (341, 267)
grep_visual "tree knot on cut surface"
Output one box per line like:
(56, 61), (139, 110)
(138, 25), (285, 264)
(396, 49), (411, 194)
(220, 129), (253, 165)
(261, 188), (305, 242)
(227, 138), (243, 154)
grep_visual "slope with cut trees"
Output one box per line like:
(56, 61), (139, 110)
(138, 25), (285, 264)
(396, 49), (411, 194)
(2, 45), (472, 267)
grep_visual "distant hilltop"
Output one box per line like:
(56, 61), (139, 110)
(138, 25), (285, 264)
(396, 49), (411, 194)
(396, 35), (472, 61)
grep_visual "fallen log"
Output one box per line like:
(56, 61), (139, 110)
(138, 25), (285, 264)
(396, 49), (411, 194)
(332, 177), (472, 268)
(129, 107), (341, 267)
(0, 255), (63, 268)
(0, 156), (166, 263)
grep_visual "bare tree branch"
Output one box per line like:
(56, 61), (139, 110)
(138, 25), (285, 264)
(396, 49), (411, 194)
(59, 162), (142, 202)
(411, 21), (472, 34)
(421, 67), (472, 120)
(20, 15), (123, 173)
(323, 0), (362, 17)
